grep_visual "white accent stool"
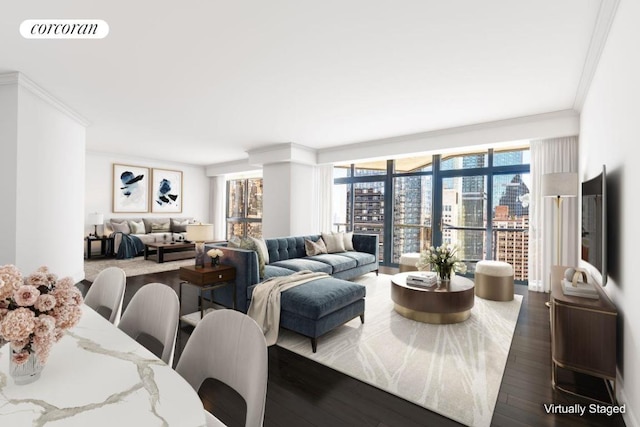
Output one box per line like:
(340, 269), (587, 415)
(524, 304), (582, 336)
(399, 253), (421, 272)
(475, 260), (514, 301)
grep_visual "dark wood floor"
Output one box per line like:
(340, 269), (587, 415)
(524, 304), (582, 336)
(80, 266), (626, 427)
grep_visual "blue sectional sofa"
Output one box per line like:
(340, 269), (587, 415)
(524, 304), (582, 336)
(204, 233), (378, 351)
(205, 233), (379, 313)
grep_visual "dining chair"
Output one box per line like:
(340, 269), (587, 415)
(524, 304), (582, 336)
(118, 282), (180, 366)
(176, 309), (268, 427)
(84, 266), (126, 325)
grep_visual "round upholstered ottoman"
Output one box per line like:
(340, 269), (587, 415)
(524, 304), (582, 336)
(475, 261), (514, 301)
(399, 252), (421, 272)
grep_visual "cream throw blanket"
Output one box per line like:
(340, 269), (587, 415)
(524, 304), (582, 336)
(248, 270), (330, 346)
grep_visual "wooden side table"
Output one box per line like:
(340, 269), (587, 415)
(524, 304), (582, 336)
(85, 236), (114, 259)
(178, 265), (237, 323)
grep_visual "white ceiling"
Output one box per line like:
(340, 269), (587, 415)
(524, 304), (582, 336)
(1, 1), (605, 166)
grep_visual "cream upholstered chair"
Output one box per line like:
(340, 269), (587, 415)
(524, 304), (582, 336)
(176, 309), (268, 427)
(85, 267), (126, 325)
(118, 282), (180, 366)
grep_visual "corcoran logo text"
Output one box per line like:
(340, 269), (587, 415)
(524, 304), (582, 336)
(20, 20), (109, 39)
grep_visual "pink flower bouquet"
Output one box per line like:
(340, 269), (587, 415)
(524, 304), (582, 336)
(0, 265), (83, 366)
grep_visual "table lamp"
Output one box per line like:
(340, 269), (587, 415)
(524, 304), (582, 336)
(88, 212), (104, 238)
(187, 224), (214, 268)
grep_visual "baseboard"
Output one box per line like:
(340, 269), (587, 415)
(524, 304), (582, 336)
(616, 371), (639, 427)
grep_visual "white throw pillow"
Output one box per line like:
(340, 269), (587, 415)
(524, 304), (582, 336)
(128, 220), (146, 234)
(343, 231), (354, 251)
(321, 232), (346, 253)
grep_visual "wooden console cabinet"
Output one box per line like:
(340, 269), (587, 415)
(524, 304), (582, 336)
(550, 266), (617, 403)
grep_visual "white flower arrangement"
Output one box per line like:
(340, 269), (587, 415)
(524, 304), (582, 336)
(207, 248), (224, 259)
(416, 244), (467, 281)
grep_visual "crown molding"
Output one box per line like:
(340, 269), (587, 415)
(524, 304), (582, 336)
(205, 158), (260, 176)
(573, 0), (620, 111)
(247, 142), (317, 166)
(0, 71), (90, 127)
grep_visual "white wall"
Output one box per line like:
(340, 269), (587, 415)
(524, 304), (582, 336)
(262, 162), (316, 238)
(0, 74), (87, 282)
(262, 163), (291, 238)
(85, 151), (210, 233)
(579, 0), (639, 424)
(289, 162), (316, 235)
(0, 84), (19, 264)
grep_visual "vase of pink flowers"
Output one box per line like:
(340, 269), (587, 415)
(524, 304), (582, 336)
(0, 264), (84, 385)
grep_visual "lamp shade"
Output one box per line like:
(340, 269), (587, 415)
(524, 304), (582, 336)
(88, 212), (104, 225)
(186, 224), (214, 242)
(542, 172), (578, 198)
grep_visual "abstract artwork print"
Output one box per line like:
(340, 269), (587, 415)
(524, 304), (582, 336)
(151, 168), (182, 213)
(112, 164), (150, 212)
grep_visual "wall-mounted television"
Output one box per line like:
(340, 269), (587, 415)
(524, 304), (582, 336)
(580, 165), (607, 286)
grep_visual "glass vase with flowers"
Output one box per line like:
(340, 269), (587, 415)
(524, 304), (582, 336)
(207, 248), (224, 267)
(416, 244), (467, 284)
(0, 265), (84, 384)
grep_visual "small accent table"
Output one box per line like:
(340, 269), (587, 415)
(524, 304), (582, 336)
(391, 272), (475, 324)
(85, 236), (114, 259)
(178, 265), (237, 325)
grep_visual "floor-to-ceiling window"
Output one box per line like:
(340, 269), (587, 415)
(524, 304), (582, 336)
(391, 155), (433, 263)
(333, 145), (530, 282)
(333, 161), (386, 261)
(226, 177), (263, 239)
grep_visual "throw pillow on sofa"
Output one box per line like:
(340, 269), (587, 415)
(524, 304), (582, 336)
(229, 237), (269, 278)
(110, 220), (130, 234)
(321, 232), (346, 253)
(151, 222), (170, 233)
(343, 231), (355, 251)
(249, 237), (270, 265)
(170, 218), (190, 233)
(128, 220), (146, 234)
(305, 238), (328, 256)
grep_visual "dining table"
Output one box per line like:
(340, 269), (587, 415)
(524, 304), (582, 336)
(0, 305), (206, 426)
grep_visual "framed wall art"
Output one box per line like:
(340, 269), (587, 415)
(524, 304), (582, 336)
(112, 164), (150, 213)
(151, 168), (183, 213)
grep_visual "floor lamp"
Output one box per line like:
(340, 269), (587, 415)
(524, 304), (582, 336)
(542, 172), (578, 306)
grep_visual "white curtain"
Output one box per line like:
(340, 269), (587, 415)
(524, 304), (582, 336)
(529, 136), (579, 292)
(312, 165), (334, 233)
(209, 176), (226, 241)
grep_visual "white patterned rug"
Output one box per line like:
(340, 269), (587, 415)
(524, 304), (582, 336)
(84, 257), (194, 281)
(276, 273), (523, 427)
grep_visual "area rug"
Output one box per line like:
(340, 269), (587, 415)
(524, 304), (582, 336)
(276, 273), (523, 427)
(84, 257), (194, 281)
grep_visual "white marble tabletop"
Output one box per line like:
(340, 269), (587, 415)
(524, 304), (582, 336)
(0, 305), (206, 426)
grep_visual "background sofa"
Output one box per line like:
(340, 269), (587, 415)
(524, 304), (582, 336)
(205, 233), (379, 313)
(105, 217), (194, 255)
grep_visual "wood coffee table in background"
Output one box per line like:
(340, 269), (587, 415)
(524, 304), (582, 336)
(390, 272), (475, 324)
(144, 241), (195, 263)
